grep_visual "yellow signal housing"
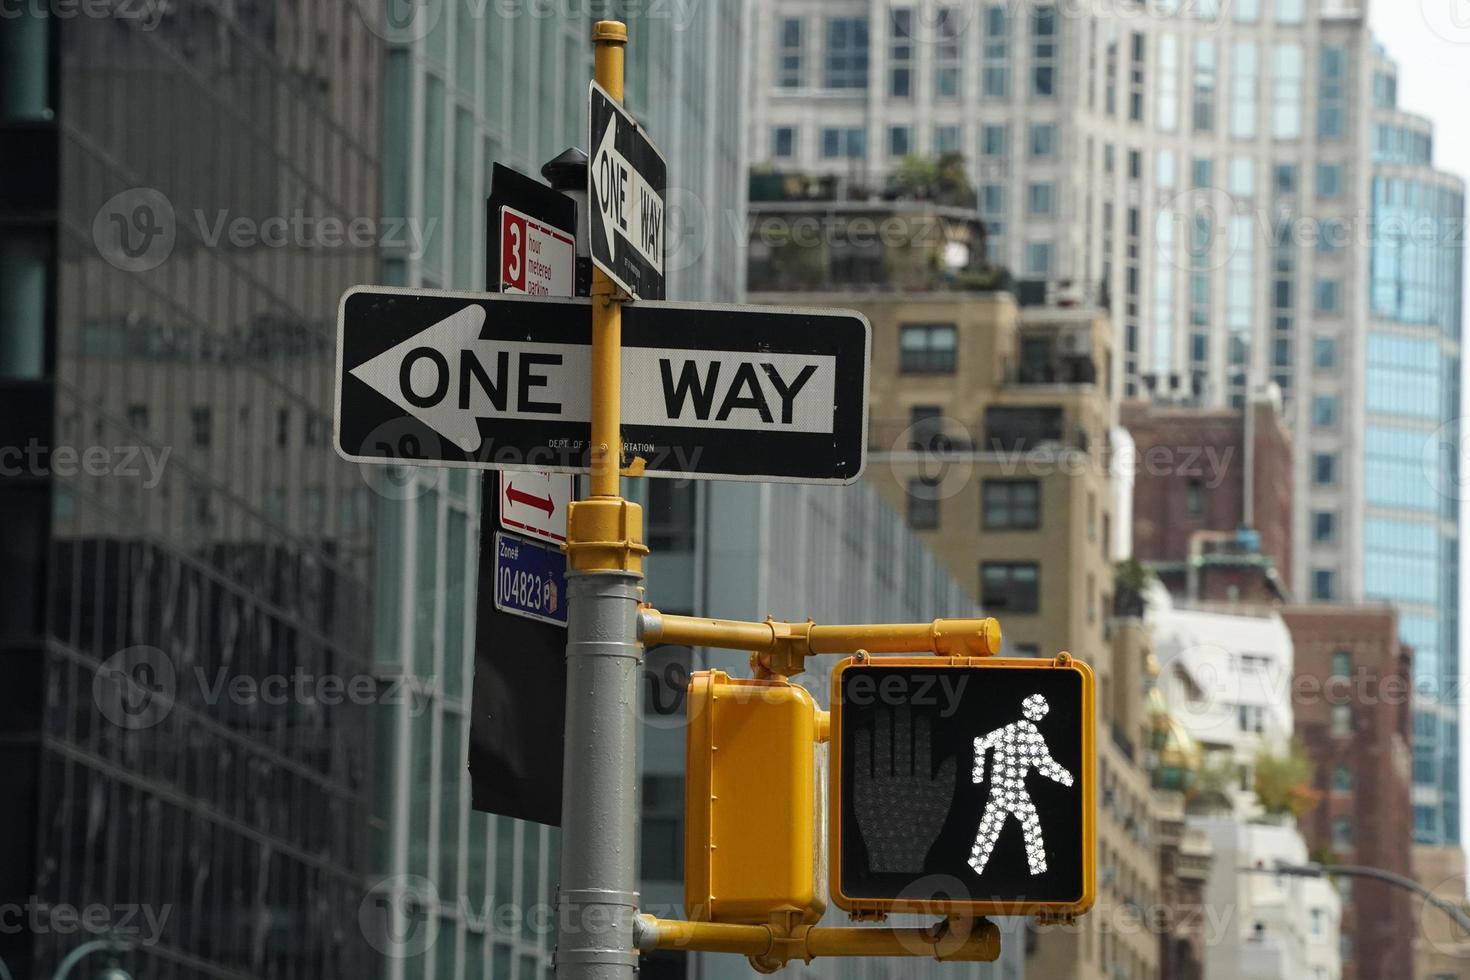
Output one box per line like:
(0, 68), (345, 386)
(685, 670), (824, 925)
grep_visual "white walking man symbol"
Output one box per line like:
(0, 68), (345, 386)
(969, 693), (1074, 877)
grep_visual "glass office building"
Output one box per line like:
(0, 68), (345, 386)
(1364, 49), (1465, 847)
(370, 4), (750, 979)
(1, 3), (385, 978)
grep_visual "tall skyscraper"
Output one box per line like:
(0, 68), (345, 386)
(1, 3), (386, 977)
(747, 0), (1464, 848)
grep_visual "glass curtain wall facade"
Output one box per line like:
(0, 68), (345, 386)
(1364, 52), (1465, 847)
(371, 4), (749, 980)
(1, 3), (384, 978)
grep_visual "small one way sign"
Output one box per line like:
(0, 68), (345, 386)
(333, 286), (870, 484)
(589, 81), (666, 300)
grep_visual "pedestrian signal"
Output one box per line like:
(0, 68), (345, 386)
(830, 655), (1095, 918)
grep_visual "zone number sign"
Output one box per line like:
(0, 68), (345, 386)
(829, 655), (1096, 918)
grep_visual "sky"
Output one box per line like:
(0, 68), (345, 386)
(1365, 1), (1470, 848)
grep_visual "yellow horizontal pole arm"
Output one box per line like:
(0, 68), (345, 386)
(638, 610), (1001, 658)
(638, 611), (782, 651)
(807, 619), (1002, 657)
(635, 916), (1001, 966)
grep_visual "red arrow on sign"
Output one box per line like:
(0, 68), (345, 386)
(505, 482), (555, 517)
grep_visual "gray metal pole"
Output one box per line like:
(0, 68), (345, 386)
(1249, 862), (1470, 937)
(555, 570), (643, 979)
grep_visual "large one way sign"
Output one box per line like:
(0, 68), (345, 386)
(589, 81), (666, 300)
(334, 286), (870, 484)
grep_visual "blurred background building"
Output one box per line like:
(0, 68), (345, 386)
(1, 2), (385, 978)
(747, 0), (1465, 872)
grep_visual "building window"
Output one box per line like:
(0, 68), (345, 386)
(906, 479), (939, 529)
(1312, 394), (1338, 428)
(1331, 704), (1352, 736)
(888, 125), (913, 157)
(1312, 511), (1337, 543)
(824, 17), (870, 90)
(821, 127), (865, 159)
(1027, 182), (1056, 216)
(1158, 34), (1180, 131)
(1191, 157), (1213, 189)
(1331, 650), (1351, 678)
(1193, 39), (1217, 132)
(899, 323), (957, 373)
(983, 5), (1010, 97)
(1030, 123), (1058, 158)
(934, 125), (960, 154)
(1274, 162), (1298, 195)
(777, 18), (804, 88)
(1332, 816), (1352, 850)
(1270, 43), (1304, 139)
(1314, 278), (1342, 314)
(1024, 241), (1053, 275)
(981, 183), (1006, 215)
(1319, 46), (1346, 139)
(1185, 477), (1204, 516)
(889, 7), (913, 98)
(981, 561), (1040, 612)
(983, 480), (1041, 530)
(1333, 765), (1352, 792)
(981, 123), (1007, 159)
(1313, 569), (1337, 600)
(909, 405), (944, 450)
(934, 6), (962, 99)
(1317, 162), (1343, 198)
(1313, 453), (1337, 485)
(772, 126), (796, 159)
(1230, 42), (1258, 138)
(190, 407), (212, 448)
(1313, 336), (1338, 369)
(1238, 704), (1264, 734)
(1031, 6), (1057, 97)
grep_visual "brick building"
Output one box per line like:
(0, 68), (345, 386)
(1123, 389), (1293, 603)
(1282, 604), (1415, 980)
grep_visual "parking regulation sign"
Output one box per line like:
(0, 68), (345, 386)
(500, 206), (575, 296)
(498, 471), (574, 545)
(492, 532), (568, 627)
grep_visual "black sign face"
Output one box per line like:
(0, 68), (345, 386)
(333, 286), (870, 483)
(831, 658), (1095, 916)
(485, 163), (580, 297)
(589, 81), (666, 300)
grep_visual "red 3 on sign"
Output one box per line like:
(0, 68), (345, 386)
(500, 206), (575, 296)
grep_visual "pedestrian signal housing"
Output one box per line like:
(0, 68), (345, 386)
(830, 655), (1095, 918)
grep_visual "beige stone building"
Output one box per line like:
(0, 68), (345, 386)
(753, 228), (1162, 979)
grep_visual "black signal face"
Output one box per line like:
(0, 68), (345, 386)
(831, 657), (1095, 916)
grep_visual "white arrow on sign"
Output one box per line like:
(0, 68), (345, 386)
(592, 110), (664, 274)
(348, 305), (837, 454)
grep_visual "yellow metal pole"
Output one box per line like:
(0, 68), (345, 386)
(589, 20), (626, 500)
(556, 22), (646, 980)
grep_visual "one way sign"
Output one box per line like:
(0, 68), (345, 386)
(589, 81), (666, 300)
(334, 286), (870, 483)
